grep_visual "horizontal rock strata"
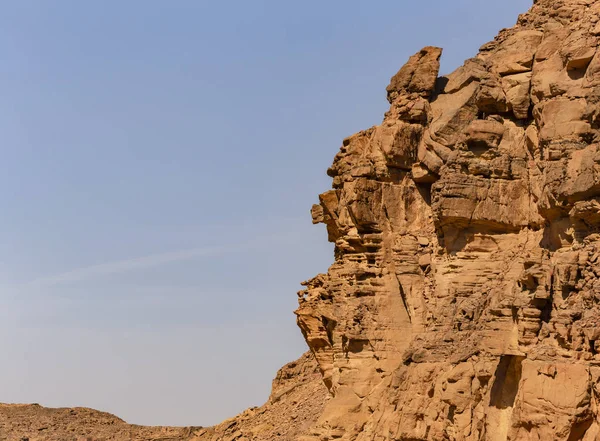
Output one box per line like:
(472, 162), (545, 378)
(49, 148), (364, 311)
(298, 0), (600, 439)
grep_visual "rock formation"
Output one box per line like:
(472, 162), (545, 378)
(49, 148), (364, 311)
(5, 0), (600, 439)
(296, 0), (600, 439)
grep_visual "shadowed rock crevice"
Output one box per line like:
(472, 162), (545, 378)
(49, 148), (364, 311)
(567, 419), (594, 441)
(489, 355), (523, 410)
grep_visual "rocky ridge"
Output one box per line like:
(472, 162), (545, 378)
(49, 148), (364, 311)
(4, 0), (600, 440)
(0, 353), (327, 441)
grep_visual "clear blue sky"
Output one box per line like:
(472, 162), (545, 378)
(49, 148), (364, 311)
(0, 0), (532, 427)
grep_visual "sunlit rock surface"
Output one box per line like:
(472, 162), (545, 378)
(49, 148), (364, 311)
(297, 0), (600, 439)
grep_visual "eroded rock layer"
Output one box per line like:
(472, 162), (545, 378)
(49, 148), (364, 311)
(297, 0), (600, 439)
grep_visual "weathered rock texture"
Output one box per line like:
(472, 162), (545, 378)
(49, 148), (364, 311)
(297, 0), (600, 440)
(194, 353), (328, 441)
(0, 404), (199, 441)
(5, 0), (600, 440)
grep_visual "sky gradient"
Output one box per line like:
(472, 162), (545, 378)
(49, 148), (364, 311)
(0, 0), (532, 427)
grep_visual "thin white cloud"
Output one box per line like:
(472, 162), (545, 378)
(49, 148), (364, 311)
(20, 229), (305, 289)
(22, 246), (229, 288)
(19, 230), (303, 289)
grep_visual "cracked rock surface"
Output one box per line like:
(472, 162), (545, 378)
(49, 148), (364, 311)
(297, 0), (600, 439)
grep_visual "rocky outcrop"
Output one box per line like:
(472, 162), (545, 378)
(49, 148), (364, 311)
(0, 404), (200, 441)
(6, 1), (600, 440)
(194, 353), (328, 441)
(297, 0), (600, 439)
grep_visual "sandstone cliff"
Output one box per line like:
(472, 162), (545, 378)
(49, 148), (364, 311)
(297, 0), (600, 439)
(5, 0), (600, 440)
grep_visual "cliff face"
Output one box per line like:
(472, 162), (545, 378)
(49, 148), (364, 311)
(297, 0), (600, 439)
(5, 1), (600, 440)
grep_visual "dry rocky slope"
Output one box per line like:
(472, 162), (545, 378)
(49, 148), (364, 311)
(5, 0), (600, 439)
(0, 353), (328, 440)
